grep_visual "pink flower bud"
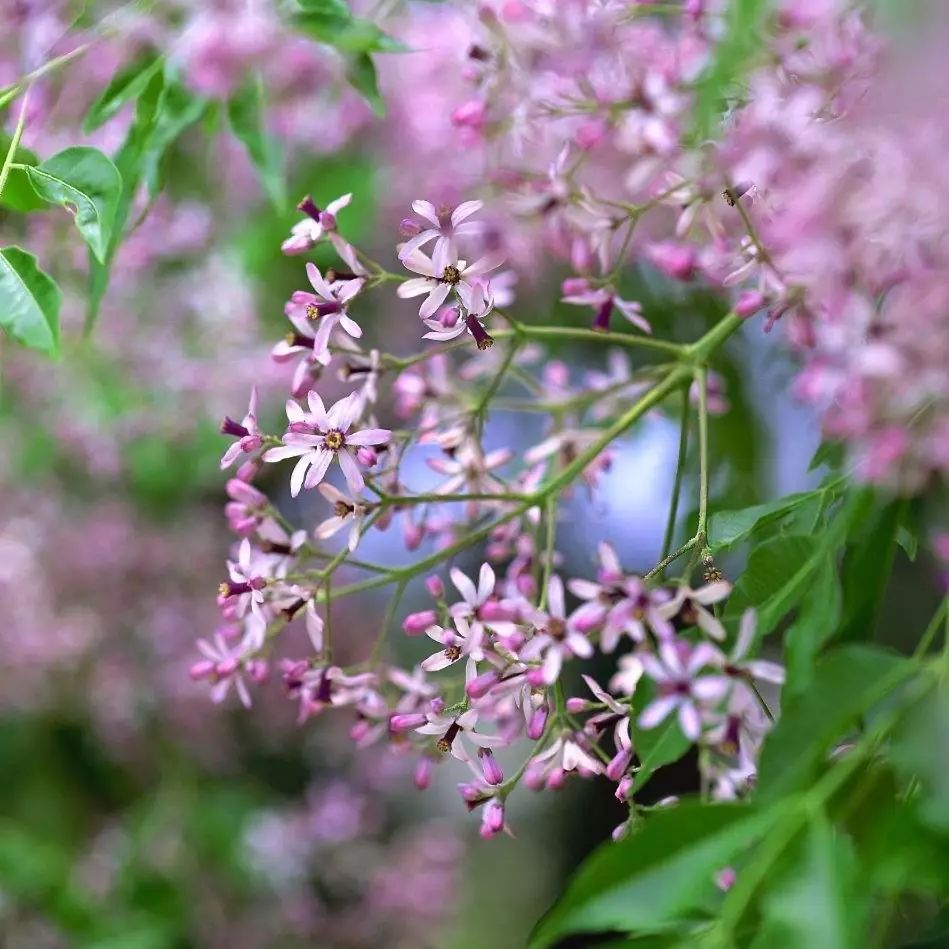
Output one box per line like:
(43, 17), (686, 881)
(575, 118), (607, 150)
(647, 242), (696, 281)
(615, 774), (634, 802)
(451, 99), (486, 130)
(402, 610), (437, 636)
(425, 575), (445, 599)
(735, 290), (765, 318)
(716, 867), (737, 892)
(235, 459), (261, 482)
(545, 767), (567, 791)
(565, 697), (588, 714)
(479, 799), (505, 838)
(527, 705), (548, 740)
(390, 712), (427, 733)
(247, 659), (269, 684)
(526, 667), (546, 688)
(467, 670), (499, 700)
(479, 748), (504, 786)
(430, 696), (445, 715)
(399, 218), (421, 237)
(356, 446), (378, 467)
(606, 747), (633, 783)
(561, 276), (591, 296)
(403, 522), (424, 552)
(189, 660), (214, 680)
(414, 757), (433, 790)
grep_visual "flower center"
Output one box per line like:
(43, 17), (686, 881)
(441, 264), (462, 285)
(436, 721), (461, 754)
(547, 617), (566, 640)
(444, 644), (462, 663)
(324, 429), (346, 451)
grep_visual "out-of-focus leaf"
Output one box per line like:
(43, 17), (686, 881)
(26, 146), (122, 262)
(693, 0), (770, 140)
(752, 815), (868, 949)
(891, 680), (949, 834)
(346, 52), (385, 116)
(708, 489), (821, 551)
(782, 555), (841, 696)
(630, 678), (691, 794)
(87, 67), (166, 333)
(809, 439), (845, 472)
(529, 802), (781, 947)
(0, 246), (60, 354)
(723, 533), (820, 638)
(142, 72), (207, 197)
(227, 76), (286, 211)
(83, 51), (163, 132)
(836, 496), (904, 642)
(0, 132), (45, 211)
(294, 0), (408, 54)
(756, 645), (909, 803)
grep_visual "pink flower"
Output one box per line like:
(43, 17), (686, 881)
(282, 193), (355, 263)
(520, 576), (594, 684)
(191, 631), (257, 708)
(219, 387), (262, 469)
(263, 392), (391, 496)
(561, 281), (652, 335)
(638, 639), (727, 742)
(314, 482), (371, 552)
(421, 279), (496, 350)
(658, 581), (733, 641)
(415, 708), (505, 762)
(398, 198), (485, 263)
(219, 538), (269, 619)
(397, 244), (504, 320)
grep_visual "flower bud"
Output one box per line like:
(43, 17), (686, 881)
(356, 446), (378, 467)
(606, 747), (633, 783)
(467, 670), (499, 700)
(390, 712), (427, 733)
(735, 290), (765, 318)
(425, 574), (445, 599)
(414, 757), (433, 790)
(402, 610), (437, 636)
(527, 705), (548, 740)
(561, 276), (590, 296)
(399, 217), (422, 237)
(479, 748), (504, 786)
(615, 774), (634, 802)
(479, 799), (505, 838)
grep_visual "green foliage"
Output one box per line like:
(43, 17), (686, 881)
(530, 802), (782, 947)
(0, 245), (61, 354)
(756, 645), (909, 803)
(25, 146), (123, 262)
(0, 131), (46, 211)
(83, 52), (164, 133)
(227, 75), (287, 211)
(291, 0), (404, 115)
(693, 0), (770, 140)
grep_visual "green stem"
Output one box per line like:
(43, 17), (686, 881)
(659, 388), (690, 572)
(0, 89), (30, 202)
(0, 45), (90, 111)
(695, 364), (710, 549)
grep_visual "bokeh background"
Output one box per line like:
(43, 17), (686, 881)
(1, 2), (945, 947)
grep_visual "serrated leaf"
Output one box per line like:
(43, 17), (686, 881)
(227, 76), (286, 210)
(0, 246), (61, 354)
(530, 802), (782, 948)
(26, 147), (122, 262)
(756, 645), (909, 804)
(83, 51), (163, 132)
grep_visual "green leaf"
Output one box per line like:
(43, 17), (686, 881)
(836, 497), (904, 643)
(26, 147), (122, 262)
(142, 73), (207, 197)
(891, 680), (949, 834)
(0, 246), (61, 354)
(227, 76), (286, 210)
(0, 133), (45, 212)
(752, 816), (868, 949)
(630, 679), (692, 795)
(294, 0), (408, 54)
(83, 51), (163, 132)
(530, 802), (782, 947)
(756, 645), (909, 804)
(87, 66), (166, 333)
(782, 555), (841, 697)
(724, 533), (820, 638)
(346, 52), (385, 117)
(708, 490), (821, 551)
(693, 0), (769, 140)
(809, 439), (845, 472)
